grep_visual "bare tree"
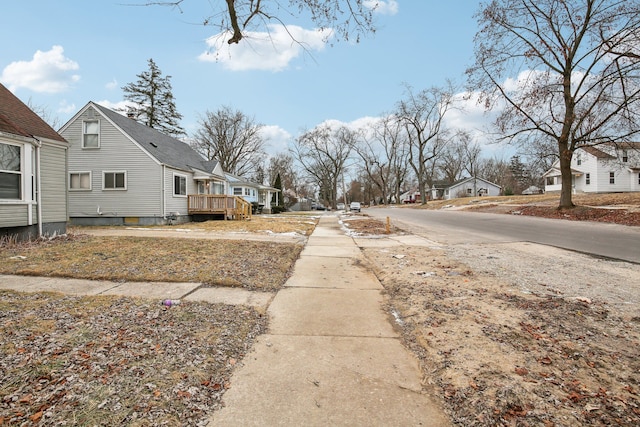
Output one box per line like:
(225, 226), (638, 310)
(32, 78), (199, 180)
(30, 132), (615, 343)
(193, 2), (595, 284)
(477, 155), (511, 192)
(292, 124), (354, 207)
(468, 0), (640, 208)
(122, 58), (185, 137)
(192, 106), (265, 177)
(141, 0), (377, 45)
(267, 153), (298, 208)
(438, 137), (467, 183)
(352, 116), (409, 205)
(27, 99), (62, 131)
(396, 83), (456, 205)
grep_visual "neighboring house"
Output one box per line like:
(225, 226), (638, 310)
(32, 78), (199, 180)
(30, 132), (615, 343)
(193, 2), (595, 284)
(400, 189), (421, 203)
(522, 185), (543, 195)
(0, 83), (69, 240)
(60, 102), (248, 225)
(431, 177), (502, 200)
(544, 144), (640, 193)
(225, 173), (280, 213)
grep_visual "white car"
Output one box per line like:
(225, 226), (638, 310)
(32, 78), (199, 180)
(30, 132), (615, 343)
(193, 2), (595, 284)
(336, 203), (346, 210)
(349, 202), (361, 212)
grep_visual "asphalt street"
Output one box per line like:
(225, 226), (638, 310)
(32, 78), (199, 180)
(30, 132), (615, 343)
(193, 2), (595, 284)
(367, 207), (640, 264)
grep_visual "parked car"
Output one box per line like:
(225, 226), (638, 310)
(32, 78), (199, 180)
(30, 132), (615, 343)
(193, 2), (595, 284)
(349, 202), (361, 212)
(336, 203), (345, 210)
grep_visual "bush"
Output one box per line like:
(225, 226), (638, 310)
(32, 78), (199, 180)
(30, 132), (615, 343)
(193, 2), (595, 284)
(271, 206), (286, 214)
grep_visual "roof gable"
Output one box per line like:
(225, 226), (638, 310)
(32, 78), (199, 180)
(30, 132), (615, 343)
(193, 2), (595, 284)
(0, 83), (66, 143)
(445, 177), (502, 190)
(89, 103), (216, 174)
(580, 146), (615, 159)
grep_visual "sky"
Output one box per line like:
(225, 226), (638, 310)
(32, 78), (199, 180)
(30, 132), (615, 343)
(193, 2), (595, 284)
(0, 1), (503, 157)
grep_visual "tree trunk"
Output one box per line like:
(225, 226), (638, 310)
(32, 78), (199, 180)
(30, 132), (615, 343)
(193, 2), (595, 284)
(558, 144), (574, 209)
(418, 180), (427, 205)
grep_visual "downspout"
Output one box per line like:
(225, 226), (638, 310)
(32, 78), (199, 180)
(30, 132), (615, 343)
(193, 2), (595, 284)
(33, 137), (43, 237)
(162, 164), (166, 217)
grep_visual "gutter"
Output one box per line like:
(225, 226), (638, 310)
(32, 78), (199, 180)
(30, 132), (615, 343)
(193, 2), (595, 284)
(32, 137), (43, 238)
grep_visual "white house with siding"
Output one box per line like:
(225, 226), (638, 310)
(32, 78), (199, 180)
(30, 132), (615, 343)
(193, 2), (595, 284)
(432, 177), (502, 200)
(225, 172), (280, 213)
(60, 102), (236, 225)
(543, 144), (640, 193)
(0, 83), (69, 240)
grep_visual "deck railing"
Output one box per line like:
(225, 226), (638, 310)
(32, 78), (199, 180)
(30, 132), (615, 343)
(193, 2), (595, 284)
(187, 195), (252, 220)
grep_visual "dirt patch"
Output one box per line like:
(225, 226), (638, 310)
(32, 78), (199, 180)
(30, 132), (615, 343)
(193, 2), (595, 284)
(340, 213), (403, 236)
(341, 212), (640, 426)
(508, 205), (640, 227)
(0, 291), (266, 426)
(437, 192), (640, 226)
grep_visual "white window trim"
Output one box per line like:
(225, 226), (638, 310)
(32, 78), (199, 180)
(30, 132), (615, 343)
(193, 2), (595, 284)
(82, 119), (100, 149)
(233, 187), (242, 195)
(69, 171), (92, 191)
(173, 173), (187, 197)
(0, 141), (24, 201)
(103, 170), (127, 190)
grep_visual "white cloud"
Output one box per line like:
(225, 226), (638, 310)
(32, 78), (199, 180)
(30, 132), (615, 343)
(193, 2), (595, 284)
(57, 100), (76, 115)
(445, 91), (512, 156)
(0, 46), (80, 93)
(364, 0), (399, 15)
(105, 79), (118, 90)
(261, 125), (294, 154)
(199, 24), (332, 72)
(96, 99), (134, 113)
(317, 116), (381, 135)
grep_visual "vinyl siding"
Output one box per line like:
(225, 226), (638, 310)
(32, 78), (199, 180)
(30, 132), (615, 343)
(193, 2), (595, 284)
(39, 142), (67, 222)
(0, 204), (28, 227)
(572, 152), (599, 192)
(164, 167), (193, 215)
(63, 109), (164, 217)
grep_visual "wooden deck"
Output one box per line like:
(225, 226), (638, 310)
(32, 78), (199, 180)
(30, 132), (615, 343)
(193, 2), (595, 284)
(187, 195), (252, 220)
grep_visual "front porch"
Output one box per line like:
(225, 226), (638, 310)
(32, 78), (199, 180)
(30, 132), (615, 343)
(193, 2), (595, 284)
(187, 195), (252, 220)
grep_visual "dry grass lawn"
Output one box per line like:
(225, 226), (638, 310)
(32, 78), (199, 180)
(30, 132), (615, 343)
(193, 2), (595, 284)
(1, 214), (318, 291)
(419, 191), (640, 210)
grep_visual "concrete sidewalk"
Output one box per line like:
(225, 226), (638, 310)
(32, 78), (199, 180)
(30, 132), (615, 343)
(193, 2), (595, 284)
(0, 274), (274, 308)
(0, 214), (450, 425)
(208, 214), (450, 426)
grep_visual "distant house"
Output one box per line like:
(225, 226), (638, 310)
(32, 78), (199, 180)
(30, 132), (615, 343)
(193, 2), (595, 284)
(0, 83), (69, 240)
(225, 172), (280, 213)
(431, 177), (502, 200)
(400, 189), (421, 203)
(59, 102), (250, 225)
(544, 144), (640, 193)
(522, 185), (543, 195)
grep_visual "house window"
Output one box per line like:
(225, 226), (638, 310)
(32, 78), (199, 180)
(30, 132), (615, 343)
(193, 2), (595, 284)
(609, 172), (615, 184)
(83, 120), (100, 148)
(467, 188), (472, 194)
(585, 173), (590, 185)
(174, 174), (186, 196)
(104, 171), (126, 190)
(70, 172), (91, 190)
(622, 150), (628, 163)
(0, 142), (21, 199)
(546, 177), (554, 186)
(638, 173), (640, 185)
(576, 155), (582, 166)
(245, 188), (251, 196)
(233, 187), (242, 195)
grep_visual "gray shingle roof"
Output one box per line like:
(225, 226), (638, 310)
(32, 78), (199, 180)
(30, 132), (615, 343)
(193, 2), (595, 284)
(91, 103), (219, 174)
